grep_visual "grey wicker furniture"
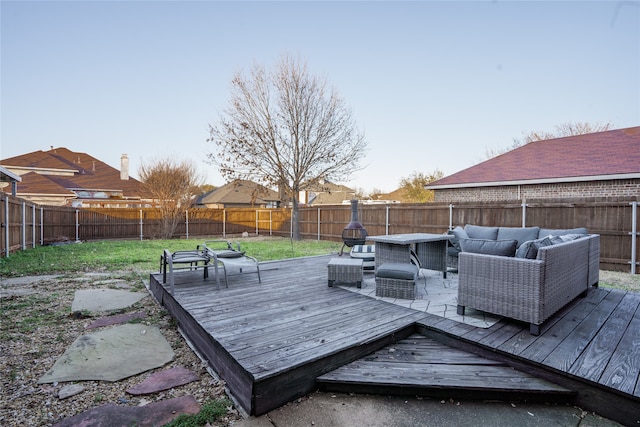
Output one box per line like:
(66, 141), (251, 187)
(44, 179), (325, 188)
(369, 233), (452, 278)
(375, 263), (419, 299)
(457, 234), (600, 335)
(327, 258), (363, 288)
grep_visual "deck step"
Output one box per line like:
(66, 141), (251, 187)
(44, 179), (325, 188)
(317, 334), (575, 402)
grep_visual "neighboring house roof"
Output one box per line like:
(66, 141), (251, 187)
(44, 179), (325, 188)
(1, 147), (148, 202)
(199, 179), (279, 206)
(427, 126), (640, 189)
(11, 172), (75, 196)
(305, 181), (356, 205)
(370, 188), (406, 203)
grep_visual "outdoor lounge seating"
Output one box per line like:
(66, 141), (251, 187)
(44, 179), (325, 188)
(375, 262), (419, 299)
(162, 240), (261, 294)
(349, 244), (375, 270)
(455, 225), (600, 335)
(202, 240), (261, 289)
(161, 248), (211, 295)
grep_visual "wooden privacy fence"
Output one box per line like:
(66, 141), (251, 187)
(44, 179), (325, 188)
(2, 193), (638, 273)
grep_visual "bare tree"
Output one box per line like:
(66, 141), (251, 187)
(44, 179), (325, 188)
(399, 170), (444, 203)
(139, 157), (203, 239)
(208, 54), (367, 240)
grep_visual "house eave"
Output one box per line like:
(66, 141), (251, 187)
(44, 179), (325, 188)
(425, 173), (640, 190)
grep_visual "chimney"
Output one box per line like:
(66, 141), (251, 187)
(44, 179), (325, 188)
(120, 154), (129, 180)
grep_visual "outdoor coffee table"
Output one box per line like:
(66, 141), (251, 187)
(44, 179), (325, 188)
(327, 258), (363, 288)
(369, 233), (453, 278)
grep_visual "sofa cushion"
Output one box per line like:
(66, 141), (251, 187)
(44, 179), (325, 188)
(375, 263), (419, 280)
(497, 226), (540, 248)
(515, 236), (554, 259)
(459, 238), (518, 257)
(464, 224), (499, 240)
(538, 227), (588, 238)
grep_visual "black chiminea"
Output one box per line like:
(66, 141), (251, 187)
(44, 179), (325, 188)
(340, 199), (367, 255)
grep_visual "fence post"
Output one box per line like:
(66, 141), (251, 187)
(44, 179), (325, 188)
(317, 208), (321, 241)
(75, 210), (79, 242)
(22, 201), (26, 250)
(4, 196), (9, 257)
(223, 209), (226, 238)
(522, 198), (527, 228)
(185, 209), (189, 239)
(631, 201), (638, 275)
(385, 205), (390, 235)
(40, 206), (44, 246)
(31, 204), (36, 248)
(449, 204), (454, 230)
(139, 210), (143, 241)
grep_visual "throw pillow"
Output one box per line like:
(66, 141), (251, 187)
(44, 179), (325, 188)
(448, 226), (468, 252)
(459, 238), (518, 257)
(538, 227), (588, 238)
(464, 224), (499, 240)
(515, 236), (556, 259)
(515, 240), (536, 259)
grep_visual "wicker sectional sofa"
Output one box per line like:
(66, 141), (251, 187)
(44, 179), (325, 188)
(452, 225), (600, 335)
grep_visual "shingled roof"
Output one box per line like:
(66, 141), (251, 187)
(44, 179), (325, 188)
(427, 126), (640, 189)
(198, 180), (279, 206)
(1, 147), (148, 202)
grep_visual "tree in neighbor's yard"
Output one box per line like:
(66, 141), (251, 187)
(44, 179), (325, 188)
(207, 54), (367, 240)
(139, 157), (203, 239)
(399, 170), (444, 203)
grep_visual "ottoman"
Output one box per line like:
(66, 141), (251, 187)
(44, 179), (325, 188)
(375, 263), (419, 299)
(328, 258), (364, 288)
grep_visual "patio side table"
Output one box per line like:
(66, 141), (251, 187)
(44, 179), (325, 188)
(328, 258), (363, 288)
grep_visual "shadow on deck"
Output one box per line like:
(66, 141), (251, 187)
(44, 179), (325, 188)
(148, 254), (639, 425)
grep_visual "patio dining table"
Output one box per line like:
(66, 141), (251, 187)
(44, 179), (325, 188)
(369, 233), (453, 278)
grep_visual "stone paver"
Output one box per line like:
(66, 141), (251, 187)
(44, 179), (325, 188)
(126, 366), (199, 395)
(38, 323), (175, 383)
(52, 395), (200, 427)
(340, 269), (501, 328)
(71, 288), (147, 312)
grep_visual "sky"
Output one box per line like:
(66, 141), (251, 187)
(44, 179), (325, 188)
(1, 1), (639, 194)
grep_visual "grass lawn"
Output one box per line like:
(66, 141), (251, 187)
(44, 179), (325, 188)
(0, 236), (342, 277)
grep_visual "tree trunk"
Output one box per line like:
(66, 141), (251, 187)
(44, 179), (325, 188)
(291, 197), (301, 241)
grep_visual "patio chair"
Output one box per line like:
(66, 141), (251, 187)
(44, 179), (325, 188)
(202, 240), (261, 289)
(161, 247), (210, 295)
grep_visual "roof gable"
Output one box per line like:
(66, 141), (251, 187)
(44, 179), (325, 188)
(429, 126), (640, 188)
(201, 180), (279, 205)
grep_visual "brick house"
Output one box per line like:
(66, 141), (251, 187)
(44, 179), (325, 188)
(0, 147), (150, 207)
(426, 126), (640, 202)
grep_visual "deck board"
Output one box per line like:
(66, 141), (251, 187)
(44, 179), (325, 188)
(317, 334), (574, 402)
(149, 254), (640, 424)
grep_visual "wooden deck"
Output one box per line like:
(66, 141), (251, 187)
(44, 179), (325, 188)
(148, 254), (640, 425)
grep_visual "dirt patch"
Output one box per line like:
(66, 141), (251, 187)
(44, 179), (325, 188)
(0, 271), (242, 426)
